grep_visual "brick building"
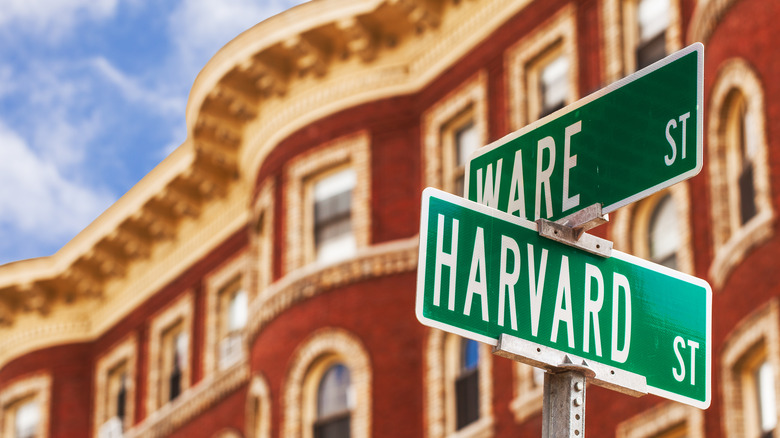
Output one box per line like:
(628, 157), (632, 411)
(0, 0), (778, 437)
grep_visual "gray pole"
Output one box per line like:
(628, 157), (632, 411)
(541, 364), (593, 438)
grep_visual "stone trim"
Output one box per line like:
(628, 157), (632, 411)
(284, 131), (371, 274)
(721, 300), (780, 438)
(204, 251), (248, 377)
(0, 372), (51, 438)
(616, 401), (704, 438)
(707, 58), (773, 289)
(509, 363), (543, 423)
(93, 333), (138, 436)
(248, 236), (418, 345)
(250, 179), (275, 300)
(610, 184), (694, 275)
(601, 0), (682, 84)
(283, 328), (371, 438)
(688, 0), (740, 44)
(506, 4), (578, 131)
(425, 329), (494, 438)
(146, 291), (195, 415)
(126, 360), (250, 438)
(246, 373), (272, 438)
(422, 71), (489, 193)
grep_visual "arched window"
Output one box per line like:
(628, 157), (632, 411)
(708, 59), (772, 288)
(314, 363), (352, 438)
(648, 194), (680, 269)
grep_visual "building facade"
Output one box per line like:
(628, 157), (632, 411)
(0, 0), (779, 437)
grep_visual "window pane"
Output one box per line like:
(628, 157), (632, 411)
(756, 360), (777, 435)
(461, 339), (480, 372)
(455, 122), (479, 167)
(649, 195), (679, 269)
(314, 169), (357, 263)
(540, 55), (569, 117)
(15, 399), (39, 438)
(317, 363), (352, 419)
(638, 0), (668, 42)
(228, 289), (248, 331)
(455, 369), (479, 429)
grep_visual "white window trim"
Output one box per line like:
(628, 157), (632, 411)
(610, 184), (694, 275)
(422, 70), (489, 194)
(509, 363), (544, 423)
(707, 59), (773, 289)
(425, 329), (494, 438)
(204, 252), (248, 376)
(601, 0), (682, 83)
(506, 4), (578, 131)
(251, 179), (275, 301)
(284, 132), (371, 274)
(246, 374), (272, 438)
(0, 373), (51, 438)
(616, 401), (704, 438)
(94, 334), (138, 436)
(146, 291), (195, 415)
(283, 328), (371, 438)
(722, 300), (780, 438)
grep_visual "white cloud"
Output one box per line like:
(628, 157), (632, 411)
(0, 120), (114, 241)
(0, 0), (119, 40)
(90, 56), (185, 116)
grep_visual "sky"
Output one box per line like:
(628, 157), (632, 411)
(0, 0), (307, 265)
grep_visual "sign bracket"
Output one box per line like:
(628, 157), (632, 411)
(537, 204), (613, 258)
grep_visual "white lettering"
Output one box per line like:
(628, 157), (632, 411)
(507, 150), (526, 218)
(535, 136), (556, 219)
(498, 235), (521, 330)
(687, 339), (699, 385)
(611, 273), (632, 363)
(665, 118), (678, 166)
(464, 227), (489, 321)
(527, 244), (549, 337)
(477, 159), (503, 208)
(434, 215), (458, 311)
(673, 336), (686, 382)
(551, 256), (575, 348)
(562, 121), (581, 212)
(679, 112), (691, 160)
(583, 263), (604, 357)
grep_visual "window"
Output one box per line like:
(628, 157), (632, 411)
(708, 59), (772, 289)
(648, 194), (679, 269)
(285, 132), (371, 273)
(722, 301), (780, 438)
(601, 0), (681, 82)
(251, 180), (275, 298)
(146, 292), (194, 414)
(0, 374), (51, 438)
(283, 329), (370, 438)
(425, 330), (493, 438)
(94, 335), (137, 437)
(509, 363), (544, 423)
(313, 168), (357, 263)
(314, 363), (352, 438)
(456, 339), (480, 429)
(205, 254), (248, 375)
(422, 71), (488, 196)
(507, 5), (577, 130)
(616, 401), (704, 438)
(610, 186), (693, 274)
(635, 0), (668, 69)
(247, 374), (272, 438)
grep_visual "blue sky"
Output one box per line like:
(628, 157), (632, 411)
(0, 0), (306, 265)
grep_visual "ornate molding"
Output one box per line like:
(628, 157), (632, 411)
(248, 236), (418, 344)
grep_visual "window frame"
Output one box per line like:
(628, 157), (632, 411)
(506, 4), (578, 131)
(426, 330), (493, 438)
(509, 363), (544, 423)
(707, 59), (773, 289)
(146, 291), (194, 414)
(722, 300), (780, 438)
(246, 374), (272, 438)
(422, 71), (488, 196)
(251, 179), (275, 301)
(283, 328), (371, 438)
(616, 401), (704, 438)
(284, 132), (371, 274)
(0, 373), (51, 438)
(94, 334), (138, 436)
(205, 252), (248, 376)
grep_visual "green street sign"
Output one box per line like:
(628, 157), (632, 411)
(465, 43), (703, 222)
(416, 188), (712, 408)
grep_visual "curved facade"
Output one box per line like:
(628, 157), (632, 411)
(1, 0), (779, 437)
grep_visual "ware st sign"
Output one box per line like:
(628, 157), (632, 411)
(465, 43), (703, 222)
(415, 188), (712, 408)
